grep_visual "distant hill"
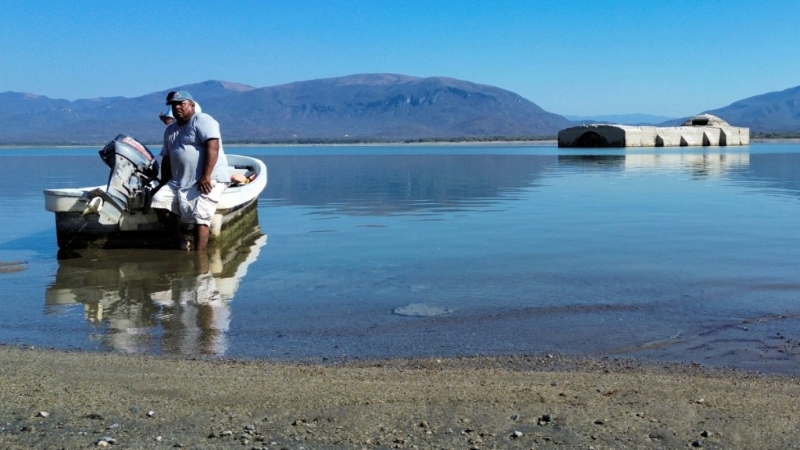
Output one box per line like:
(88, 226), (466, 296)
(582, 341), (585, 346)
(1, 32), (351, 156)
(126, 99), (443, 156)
(657, 85), (800, 133)
(702, 85), (800, 133)
(0, 74), (572, 145)
(0, 80), (257, 145)
(5, 76), (800, 145)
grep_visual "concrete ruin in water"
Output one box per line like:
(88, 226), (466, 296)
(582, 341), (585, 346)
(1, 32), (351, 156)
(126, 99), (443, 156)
(558, 114), (749, 148)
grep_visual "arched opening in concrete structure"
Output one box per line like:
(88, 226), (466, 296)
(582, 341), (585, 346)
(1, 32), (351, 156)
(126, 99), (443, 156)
(575, 131), (610, 147)
(719, 130), (729, 146)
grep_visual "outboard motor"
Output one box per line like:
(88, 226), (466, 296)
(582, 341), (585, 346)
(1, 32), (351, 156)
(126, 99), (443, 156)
(90, 134), (160, 225)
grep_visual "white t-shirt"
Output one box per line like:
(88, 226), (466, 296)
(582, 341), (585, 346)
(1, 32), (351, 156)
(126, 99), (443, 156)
(161, 112), (229, 189)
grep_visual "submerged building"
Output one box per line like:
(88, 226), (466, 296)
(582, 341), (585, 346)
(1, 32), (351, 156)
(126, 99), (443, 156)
(558, 114), (749, 148)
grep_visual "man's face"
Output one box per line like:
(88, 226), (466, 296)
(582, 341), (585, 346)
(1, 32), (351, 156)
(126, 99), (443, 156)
(171, 100), (195, 122)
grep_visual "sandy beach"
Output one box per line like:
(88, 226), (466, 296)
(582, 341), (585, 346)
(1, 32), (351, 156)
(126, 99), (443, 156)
(1, 345), (799, 449)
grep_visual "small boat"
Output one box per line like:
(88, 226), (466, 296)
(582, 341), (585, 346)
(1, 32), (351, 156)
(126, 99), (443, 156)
(44, 134), (267, 250)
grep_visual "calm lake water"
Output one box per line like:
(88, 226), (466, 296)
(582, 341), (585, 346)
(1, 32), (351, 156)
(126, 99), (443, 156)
(3, 142), (800, 374)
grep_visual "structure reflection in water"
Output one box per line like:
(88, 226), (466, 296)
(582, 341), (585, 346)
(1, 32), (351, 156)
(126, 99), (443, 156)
(44, 219), (267, 356)
(558, 152), (750, 177)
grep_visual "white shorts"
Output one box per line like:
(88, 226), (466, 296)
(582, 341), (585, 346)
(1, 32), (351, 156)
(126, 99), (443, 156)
(151, 181), (227, 226)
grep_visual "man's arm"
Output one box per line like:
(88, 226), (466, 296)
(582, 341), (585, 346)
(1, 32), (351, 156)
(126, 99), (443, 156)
(198, 138), (220, 194)
(160, 155), (172, 185)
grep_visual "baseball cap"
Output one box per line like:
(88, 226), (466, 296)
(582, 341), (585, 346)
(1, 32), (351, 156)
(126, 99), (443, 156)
(166, 90), (193, 104)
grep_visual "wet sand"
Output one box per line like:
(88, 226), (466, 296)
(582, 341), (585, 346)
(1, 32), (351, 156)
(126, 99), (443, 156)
(1, 346), (799, 449)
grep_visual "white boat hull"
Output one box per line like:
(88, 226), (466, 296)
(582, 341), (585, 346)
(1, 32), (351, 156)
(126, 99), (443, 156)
(44, 154), (267, 250)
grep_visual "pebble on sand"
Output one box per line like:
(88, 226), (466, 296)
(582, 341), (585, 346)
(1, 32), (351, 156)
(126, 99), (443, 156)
(96, 436), (116, 446)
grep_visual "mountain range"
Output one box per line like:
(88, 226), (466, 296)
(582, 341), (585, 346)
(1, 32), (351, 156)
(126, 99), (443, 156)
(0, 74), (798, 145)
(703, 85), (800, 133)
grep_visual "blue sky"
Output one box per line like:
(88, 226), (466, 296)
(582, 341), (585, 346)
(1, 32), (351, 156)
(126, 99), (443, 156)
(1, 0), (798, 117)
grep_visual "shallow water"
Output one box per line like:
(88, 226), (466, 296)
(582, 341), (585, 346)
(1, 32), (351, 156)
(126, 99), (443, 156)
(3, 143), (800, 373)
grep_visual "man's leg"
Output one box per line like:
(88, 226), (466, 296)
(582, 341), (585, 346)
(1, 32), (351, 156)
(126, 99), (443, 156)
(155, 208), (189, 250)
(152, 185), (191, 250)
(194, 224), (210, 251)
(192, 182), (226, 252)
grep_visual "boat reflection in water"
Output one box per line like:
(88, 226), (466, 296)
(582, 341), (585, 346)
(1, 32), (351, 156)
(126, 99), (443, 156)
(44, 218), (266, 356)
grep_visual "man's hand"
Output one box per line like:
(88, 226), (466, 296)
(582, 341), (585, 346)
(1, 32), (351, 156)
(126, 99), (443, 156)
(198, 176), (213, 195)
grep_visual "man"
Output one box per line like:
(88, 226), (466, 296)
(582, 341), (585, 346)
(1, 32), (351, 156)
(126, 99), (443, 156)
(151, 90), (229, 251)
(159, 91), (202, 125)
(158, 109), (174, 125)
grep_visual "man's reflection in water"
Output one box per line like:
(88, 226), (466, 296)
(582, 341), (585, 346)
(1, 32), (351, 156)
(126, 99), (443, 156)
(151, 251), (230, 355)
(46, 228), (266, 356)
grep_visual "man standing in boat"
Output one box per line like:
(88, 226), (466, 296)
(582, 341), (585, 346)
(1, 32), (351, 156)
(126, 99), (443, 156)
(151, 90), (229, 251)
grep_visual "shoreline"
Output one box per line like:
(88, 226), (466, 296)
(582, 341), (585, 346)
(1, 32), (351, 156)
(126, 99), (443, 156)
(2, 345), (799, 448)
(0, 139), (559, 150)
(2, 137), (799, 149)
